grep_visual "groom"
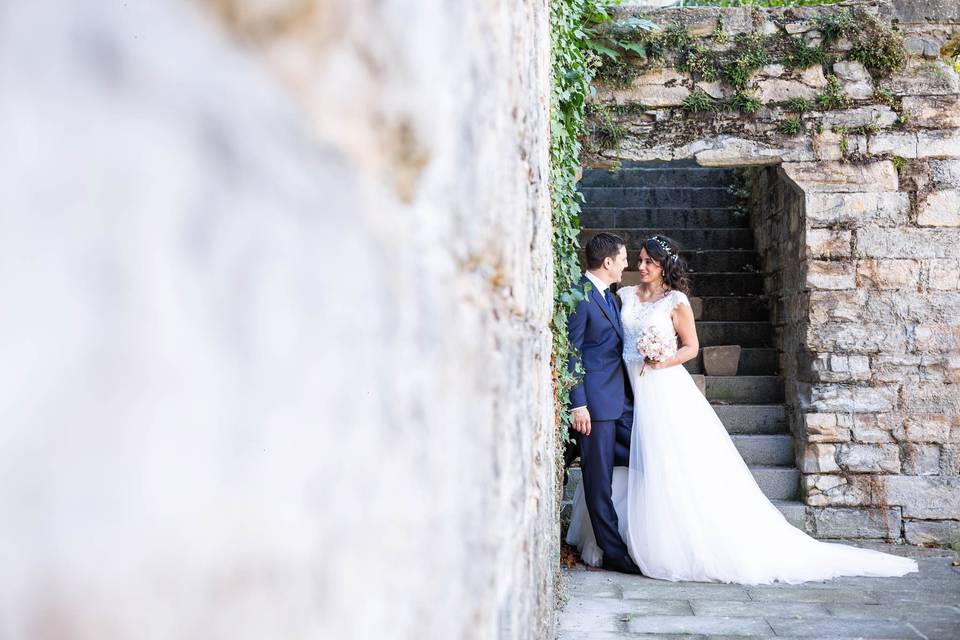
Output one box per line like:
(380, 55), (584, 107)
(567, 232), (640, 575)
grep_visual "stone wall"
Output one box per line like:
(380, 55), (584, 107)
(0, 1), (556, 638)
(586, 0), (960, 543)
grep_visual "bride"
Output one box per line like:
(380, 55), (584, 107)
(566, 235), (918, 584)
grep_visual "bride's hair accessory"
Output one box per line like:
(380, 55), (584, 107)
(650, 235), (679, 262)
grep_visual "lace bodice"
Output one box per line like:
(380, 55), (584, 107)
(619, 287), (690, 364)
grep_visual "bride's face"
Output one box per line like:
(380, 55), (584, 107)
(636, 248), (663, 284)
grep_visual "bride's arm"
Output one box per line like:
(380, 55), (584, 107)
(647, 302), (699, 369)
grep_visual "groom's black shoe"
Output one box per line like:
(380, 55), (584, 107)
(602, 554), (643, 575)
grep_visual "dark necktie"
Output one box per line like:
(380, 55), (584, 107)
(603, 289), (619, 326)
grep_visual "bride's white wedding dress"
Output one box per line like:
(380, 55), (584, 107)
(566, 287), (918, 584)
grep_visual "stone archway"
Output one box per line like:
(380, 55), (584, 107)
(580, 0), (960, 544)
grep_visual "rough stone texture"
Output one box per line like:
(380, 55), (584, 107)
(903, 520), (960, 545)
(0, 1), (555, 638)
(812, 507), (902, 540)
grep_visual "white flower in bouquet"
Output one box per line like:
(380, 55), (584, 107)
(636, 326), (678, 375)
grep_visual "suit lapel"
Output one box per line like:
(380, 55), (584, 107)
(590, 283), (623, 339)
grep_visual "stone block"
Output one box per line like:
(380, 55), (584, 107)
(903, 520), (960, 546)
(916, 130), (960, 158)
(805, 412), (852, 443)
(868, 132), (919, 158)
(806, 260), (854, 290)
(832, 61), (874, 100)
(856, 258), (921, 290)
(941, 445), (960, 474)
(851, 413), (895, 443)
(901, 443), (942, 475)
(924, 259), (960, 290)
(803, 473), (869, 507)
(756, 78), (820, 103)
(901, 96), (960, 129)
(902, 381), (960, 413)
(837, 444), (901, 473)
(702, 345), (741, 376)
(820, 106), (896, 129)
(784, 161), (898, 193)
(856, 228), (960, 259)
(689, 296), (703, 319)
(811, 507), (901, 539)
(695, 80), (727, 100)
(917, 190), (960, 227)
(879, 59), (960, 96)
(805, 192), (909, 228)
(692, 135), (814, 166)
(799, 383), (898, 413)
(882, 476), (960, 518)
(929, 159), (960, 189)
(804, 322), (906, 353)
(801, 443), (839, 473)
(606, 68), (690, 107)
(805, 229), (851, 258)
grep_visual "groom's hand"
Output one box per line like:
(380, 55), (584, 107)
(572, 407), (591, 436)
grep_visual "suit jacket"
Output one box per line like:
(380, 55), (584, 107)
(566, 275), (632, 421)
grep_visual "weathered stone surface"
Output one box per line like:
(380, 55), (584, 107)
(883, 476), (960, 518)
(812, 507), (901, 539)
(820, 106), (897, 129)
(799, 382), (899, 413)
(805, 192), (909, 228)
(903, 520), (960, 546)
(917, 129), (960, 158)
(917, 190), (960, 227)
(691, 136), (814, 166)
(804, 321), (908, 353)
(902, 381), (960, 413)
(803, 473), (871, 507)
(756, 78), (819, 103)
(832, 61), (874, 100)
(702, 345), (741, 376)
(806, 260), (855, 290)
(801, 443), (839, 473)
(902, 444), (943, 475)
(852, 414), (897, 444)
(856, 259), (921, 289)
(894, 415), (954, 443)
(0, 1), (558, 637)
(901, 95), (960, 129)
(856, 228), (960, 258)
(837, 444), (901, 474)
(879, 59), (960, 96)
(784, 161), (899, 193)
(925, 259), (960, 290)
(805, 412), (852, 443)
(868, 132), (919, 158)
(805, 229), (851, 258)
(942, 445), (960, 474)
(608, 68), (690, 107)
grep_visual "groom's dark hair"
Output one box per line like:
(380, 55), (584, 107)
(585, 232), (626, 269)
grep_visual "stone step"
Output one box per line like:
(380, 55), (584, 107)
(689, 272), (765, 297)
(731, 434), (795, 466)
(684, 250), (759, 273)
(580, 228), (754, 251)
(579, 187), (738, 208)
(579, 167), (736, 188)
(697, 321), (772, 347)
(694, 296), (770, 321)
(561, 468), (803, 513)
(713, 404), (787, 434)
(580, 207), (748, 229)
(705, 375), (784, 404)
(751, 466), (801, 501)
(772, 500), (808, 531)
(684, 348), (778, 375)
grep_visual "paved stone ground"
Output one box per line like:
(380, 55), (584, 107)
(559, 544), (960, 640)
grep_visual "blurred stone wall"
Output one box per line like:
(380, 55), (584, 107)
(0, 1), (556, 638)
(587, 0), (960, 543)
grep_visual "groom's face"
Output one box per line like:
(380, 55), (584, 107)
(606, 245), (628, 283)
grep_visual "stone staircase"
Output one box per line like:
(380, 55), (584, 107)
(564, 161), (806, 531)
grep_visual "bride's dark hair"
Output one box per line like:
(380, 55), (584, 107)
(642, 235), (691, 295)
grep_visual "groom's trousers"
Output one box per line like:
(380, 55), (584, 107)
(577, 405), (633, 559)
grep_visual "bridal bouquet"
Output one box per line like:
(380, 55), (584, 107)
(636, 326), (678, 375)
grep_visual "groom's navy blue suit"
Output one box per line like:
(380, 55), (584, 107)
(568, 274), (633, 560)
